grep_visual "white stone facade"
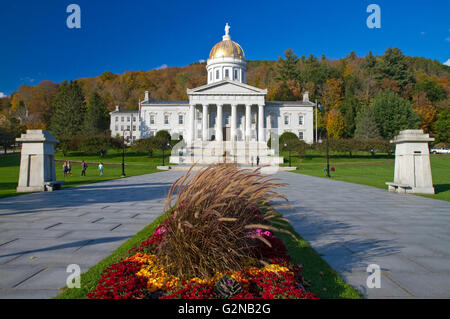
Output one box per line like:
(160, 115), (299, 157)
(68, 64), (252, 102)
(109, 23), (315, 164)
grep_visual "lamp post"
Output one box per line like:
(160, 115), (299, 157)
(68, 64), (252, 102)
(324, 129), (330, 178)
(317, 102), (330, 177)
(121, 129), (129, 177)
(162, 142), (170, 166)
(284, 143), (291, 167)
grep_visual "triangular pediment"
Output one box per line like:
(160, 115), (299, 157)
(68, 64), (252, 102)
(188, 80), (267, 95)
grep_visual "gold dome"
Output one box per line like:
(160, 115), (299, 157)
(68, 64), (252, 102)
(209, 40), (245, 59)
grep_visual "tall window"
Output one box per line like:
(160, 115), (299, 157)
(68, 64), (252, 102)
(298, 131), (304, 140)
(115, 117), (119, 122)
(179, 114), (183, 125)
(150, 115), (155, 125)
(121, 116), (124, 122)
(115, 125), (118, 131)
(225, 69), (229, 78)
(216, 70), (219, 79)
(133, 117), (136, 122)
(234, 69), (238, 80)
(164, 115), (169, 125)
(284, 115), (289, 125)
(298, 115), (304, 125)
(127, 116), (130, 122)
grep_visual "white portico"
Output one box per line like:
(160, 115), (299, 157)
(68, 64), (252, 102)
(187, 80), (267, 144)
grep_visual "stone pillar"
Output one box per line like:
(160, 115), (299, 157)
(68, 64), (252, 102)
(231, 104), (237, 142)
(245, 104), (251, 142)
(16, 130), (63, 192)
(258, 104), (264, 142)
(202, 104), (209, 141)
(216, 104), (223, 141)
(189, 104), (195, 143)
(387, 129), (435, 194)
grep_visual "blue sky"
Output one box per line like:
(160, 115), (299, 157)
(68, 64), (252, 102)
(0, 0), (449, 95)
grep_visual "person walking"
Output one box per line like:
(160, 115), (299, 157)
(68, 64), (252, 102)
(62, 161), (68, 177)
(81, 160), (88, 176)
(67, 161), (72, 176)
(98, 162), (103, 176)
(256, 156), (260, 166)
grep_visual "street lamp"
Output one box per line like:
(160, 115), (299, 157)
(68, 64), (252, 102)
(162, 142), (170, 166)
(121, 129), (129, 177)
(317, 102), (330, 178)
(284, 143), (291, 167)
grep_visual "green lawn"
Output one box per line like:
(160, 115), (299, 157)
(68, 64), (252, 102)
(0, 149), (169, 199)
(286, 152), (450, 202)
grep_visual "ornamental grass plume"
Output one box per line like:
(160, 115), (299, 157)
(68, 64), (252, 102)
(156, 163), (294, 280)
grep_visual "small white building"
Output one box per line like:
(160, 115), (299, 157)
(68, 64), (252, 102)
(110, 23), (315, 164)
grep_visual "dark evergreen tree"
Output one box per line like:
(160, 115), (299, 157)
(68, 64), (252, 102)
(83, 92), (110, 135)
(375, 48), (415, 88)
(341, 93), (358, 137)
(49, 81), (86, 139)
(276, 49), (299, 82)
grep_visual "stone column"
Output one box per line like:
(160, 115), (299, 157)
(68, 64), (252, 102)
(202, 104), (209, 141)
(16, 130), (63, 192)
(216, 104), (223, 141)
(231, 104), (237, 142)
(189, 104), (195, 143)
(258, 104), (264, 142)
(245, 104), (251, 142)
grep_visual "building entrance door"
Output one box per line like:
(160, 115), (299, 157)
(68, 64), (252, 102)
(223, 127), (230, 141)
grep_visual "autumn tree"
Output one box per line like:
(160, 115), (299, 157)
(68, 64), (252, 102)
(413, 92), (437, 133)
(326, 109), (345, 138)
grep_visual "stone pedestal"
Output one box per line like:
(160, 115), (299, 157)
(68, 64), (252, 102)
(386, 130), (434, 194)
(16, 130), (63, 192)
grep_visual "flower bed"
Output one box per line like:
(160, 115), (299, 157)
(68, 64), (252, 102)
(88, 223), (317, 299)
(87, 164), (319, 299)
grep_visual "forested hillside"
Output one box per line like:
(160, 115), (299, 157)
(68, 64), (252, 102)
(1, 47), (449, 148)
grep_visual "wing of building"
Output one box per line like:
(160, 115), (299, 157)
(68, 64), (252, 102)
(110, 23), (315, 165)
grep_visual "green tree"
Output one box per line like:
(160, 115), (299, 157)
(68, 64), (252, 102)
(433, 108), (450, 144)
(276, 49), (299, 82)
(355, 105), (380, 139)
(341, 93), (358, 137)
(414, 79), (446, 103)
(83, 92), (110, 135)
(371, 91), (419, 139)
(0, 115), (25, 154)
(132, 136), (155, 157)
(49, 81), (86, 139)
(375, 48), (415, 88)
(79, 134), (121, 158)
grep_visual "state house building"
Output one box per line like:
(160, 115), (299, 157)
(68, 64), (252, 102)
(110, 24), (314, 165)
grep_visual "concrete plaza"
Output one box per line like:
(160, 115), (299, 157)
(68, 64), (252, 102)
(0, 169), (449, 298)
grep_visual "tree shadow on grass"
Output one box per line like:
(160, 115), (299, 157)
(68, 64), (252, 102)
(434, 184), (450, 195)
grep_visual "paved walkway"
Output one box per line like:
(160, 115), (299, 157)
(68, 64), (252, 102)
(0, 169), (449, 298)
(0, 171), (185, 298)
(276, 172), (450, 298)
